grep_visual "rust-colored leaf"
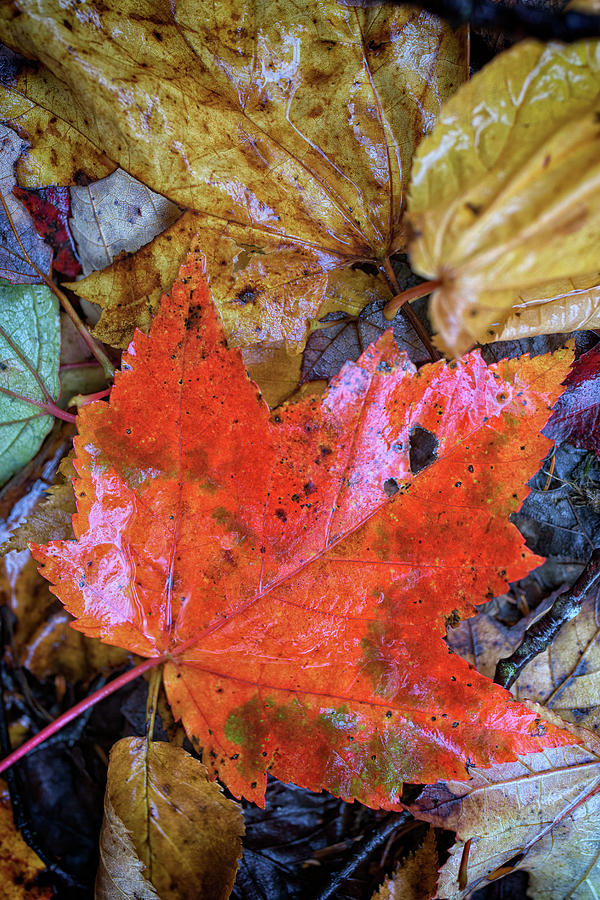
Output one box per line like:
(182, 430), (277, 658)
(32, 248), (574, 807)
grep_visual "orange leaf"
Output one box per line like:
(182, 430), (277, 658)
(32, 246), (574, 807)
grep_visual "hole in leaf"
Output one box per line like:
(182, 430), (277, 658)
(409, 425), (439, 475)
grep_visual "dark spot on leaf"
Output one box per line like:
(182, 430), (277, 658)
(275, 508), (287, 522)
(383, 478), (399, 498)
(235, 288), (256, 305)
(409, 425), (439, 475)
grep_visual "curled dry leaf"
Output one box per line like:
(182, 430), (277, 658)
(408, 40), (600, 356)
(410, 710), (600, 899)
(0, 782), (52, 900)
(69, 169), (180, 276)
(96, 738), (244, 900)
(32, 247), (575, 808)
(0, 0), (466, 350)
(0, 46), (114, 188)
(372, 827), (439, 899)
(0, 280), (60, 485)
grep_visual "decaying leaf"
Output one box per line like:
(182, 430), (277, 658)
(302, 269), (431, 385)
(0, 280), (60, 485)
(69, 169), (180, 276)
(12, 185), (81, 278)
(0, 125), (52, 283)
(410, 711), (600, 899)
(1, 452), (76, 552)
(372, 827), (439, 899)
(449, 580), (600, 733)
(545, 343), (600, 459)
(0, 0), (466, 350)
(0, 45), (114, 188)
(32, 248), (575, 808)
(96, 738), (244, 900)
(0, 783), (52, 899)
(408, 40), (600, 356)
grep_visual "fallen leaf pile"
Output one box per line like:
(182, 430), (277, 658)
(0, 2), (598, 897)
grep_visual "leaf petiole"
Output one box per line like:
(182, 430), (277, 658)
(0, 655), (166, 776)
(379, 258), (441, 362)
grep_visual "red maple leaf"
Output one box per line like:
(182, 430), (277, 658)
(32, 246), (574, 808)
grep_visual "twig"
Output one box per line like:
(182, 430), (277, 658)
(495, 549), (600, 689)
(313, 811), (411, 900)
(380, 259), (440, 362)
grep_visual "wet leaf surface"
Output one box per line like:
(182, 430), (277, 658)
(32, 248), (574, 808)
(545, 343), (600, 459)
(511, 445), (600, 563)
(0, 45), (114, 189)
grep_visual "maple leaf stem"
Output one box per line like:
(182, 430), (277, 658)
(0, 193), (115, 380)
(0, 655), (166, 777)
(379, 259), (440, 362)
(45, 282), (116, 381)
(495, 548), (600, 689)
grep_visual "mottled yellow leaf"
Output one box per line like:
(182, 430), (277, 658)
(411, 711), (600, 900)
(0, 51), (114, 188)
(96, 738), (244, 900)
(408, 40), (600, 355)
(1, 0), (466, 349)
(0, 784), (52, 899)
